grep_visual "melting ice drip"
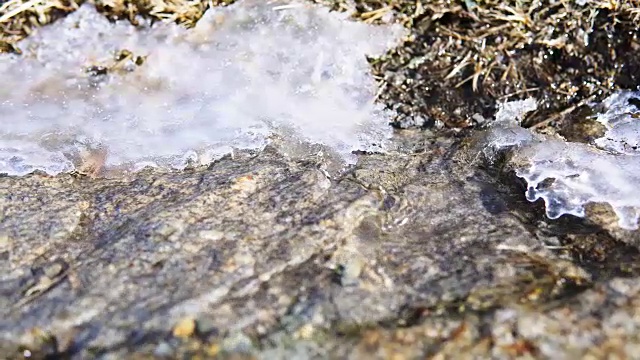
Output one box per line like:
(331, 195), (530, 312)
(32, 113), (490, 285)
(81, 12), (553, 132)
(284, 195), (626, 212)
(0, 0), (405, 175)
(486, 92), (640, 230)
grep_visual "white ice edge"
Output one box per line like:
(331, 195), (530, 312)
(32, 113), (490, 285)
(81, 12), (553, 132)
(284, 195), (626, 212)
(486, 92), (640, 230)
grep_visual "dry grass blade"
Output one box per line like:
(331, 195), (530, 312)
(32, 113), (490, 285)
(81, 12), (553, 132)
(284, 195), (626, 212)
(360, 5), (391, 23)
(530, 94), (598, 129)
(445, 51), (471, 80)
(492, 4), (531, 25)
(0, 0), (42, 23)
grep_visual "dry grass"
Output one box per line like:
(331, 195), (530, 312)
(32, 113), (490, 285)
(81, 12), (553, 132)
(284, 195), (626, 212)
(0, 0), (235, 46)
(331, 0), (640, 128)
(92, 0), (231, 26)
(1, 0), (639, 129)
(0, 0), (81, 47)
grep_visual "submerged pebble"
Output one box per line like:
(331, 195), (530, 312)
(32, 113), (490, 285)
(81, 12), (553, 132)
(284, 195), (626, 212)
(0, 0), (405, 176)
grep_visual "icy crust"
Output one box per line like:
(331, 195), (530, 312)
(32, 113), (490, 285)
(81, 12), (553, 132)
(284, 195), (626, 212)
(0, 1), (406, 176)
(487, 93), (640, 230)
(594, 91), (640, 154)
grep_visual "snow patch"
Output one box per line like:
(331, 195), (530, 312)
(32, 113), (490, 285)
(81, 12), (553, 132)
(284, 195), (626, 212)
(0, 0), (406, 175)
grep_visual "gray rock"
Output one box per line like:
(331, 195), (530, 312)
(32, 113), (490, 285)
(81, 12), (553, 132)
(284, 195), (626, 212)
(1, 131), (640, 358)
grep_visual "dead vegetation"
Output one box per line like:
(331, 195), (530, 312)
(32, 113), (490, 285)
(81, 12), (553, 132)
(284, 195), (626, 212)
(0, 0), (80, 46)
(1, 0), (639, 129)
(0, 0), (232, 44)
(92, 0), (234, 26)
(319, 0), (640, 128)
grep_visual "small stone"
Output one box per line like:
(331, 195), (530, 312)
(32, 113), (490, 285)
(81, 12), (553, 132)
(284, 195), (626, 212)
(294, 324), (314, 340)
(0, 233), (9, 248)
(389, 353), (407, 360)
(199, 230), (224, 241)
(20, 328), (59, 357)
(154, 342), (173, 357)
(43, 261), (65, 278)
(221, 331), (254, 354)
(206, 343), (221, 357)
(172, 318), (197, 338)
(340, 256), (365, 287)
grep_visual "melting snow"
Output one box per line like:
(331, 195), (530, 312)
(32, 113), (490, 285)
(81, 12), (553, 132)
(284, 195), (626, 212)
(486, 92), (640, 230)
(0, 0), (405, 175)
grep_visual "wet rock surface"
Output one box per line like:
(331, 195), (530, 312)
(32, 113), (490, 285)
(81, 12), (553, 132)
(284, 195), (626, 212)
(2, 0), (640, 358)
(2, 130), (640, 358)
